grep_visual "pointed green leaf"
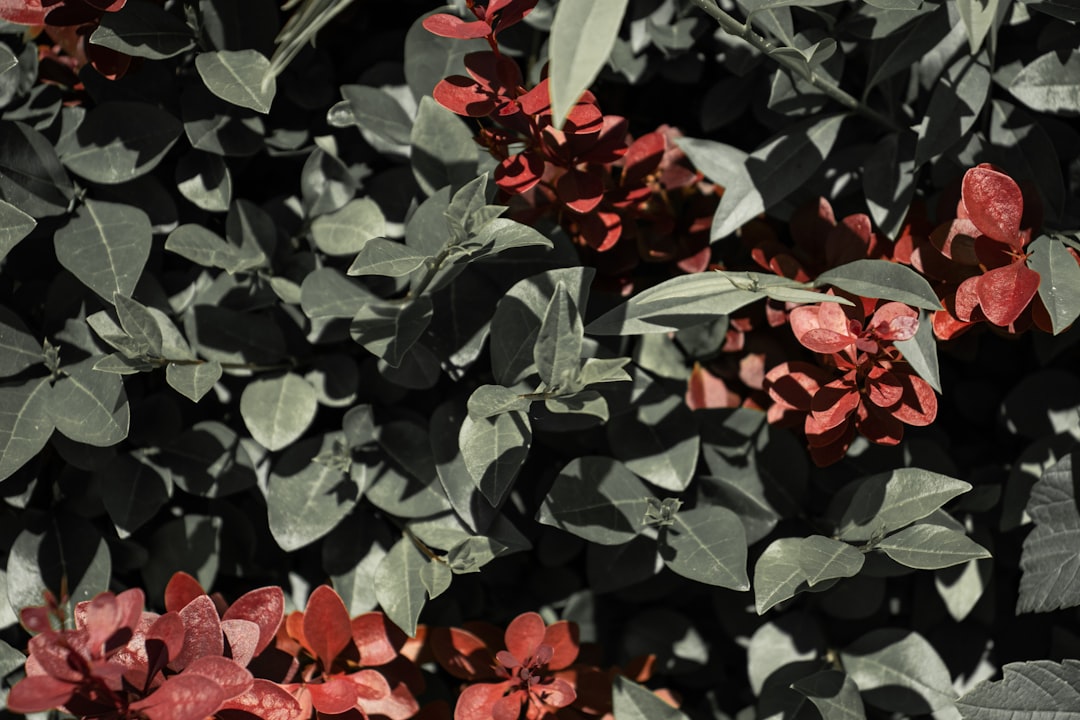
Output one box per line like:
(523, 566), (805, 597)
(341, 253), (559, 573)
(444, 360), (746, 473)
(350, 296), (433, 368)
(832, 468), (971, 542)
(165, 223), (262, 273)
(0, 378), (52, 482)
(548, 0), (630, 128)
(163, 420), (257, 498)
(1018, 453), (1080, 613)
(0, 121), (74, 218)
(864, 131), (918, 241)
(841, 629), (957, 714)
(268, 433), (358, 551)
(167, 361), (223, 403)
(534, 282), (584, 390)
(460, 410), (531, 507)
(467, 384), (531, 419)
(338, 85), (413, 145)
(753, 535), (865, 614)
(0, 199), (36, 262)
(99, 453), (171, 538)
(56, 102), (182, 184)
(663, 506), (749, 590)
(470, 218), (553, 256)
(54, 200), (151, 302)
(411, 95), (476, 195)
(1009, 48), (1080, 116)
(300, 267), (375, 320)
(196, 49), (275, 113)
(114, 294), (163, 356)
(792, 670), (867, 720)
(608, 386), (699, 493)
(311, 198), (385, 257)
(915, 53), (991, 165)
(957, 660), (1080, 720)
(374, 536), (429, 637)
(877, 524), (991, 570)
(612, 675), (690, 720)
(419, 557), (453, 599)
(538, 456), (652, 545)
(894, 309), (941, 392)
(348, 238), (429, 278)
(90, 0), (196, 59)
(94, 353), (154, 374)
(7, 514), (111, 617)
(1028, 235), (1080, 335)
(239, 373), (318, 451)
(49, 358), (129, 447)
(0, 306), (42, 378)
(545, 390), (610, 421)
(956, 0), (1000, 53)
(815, 259), (942, 310)
(176, 151), (232, 212)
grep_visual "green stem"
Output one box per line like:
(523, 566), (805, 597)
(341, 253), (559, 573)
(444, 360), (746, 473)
(687, 0), (905, 133)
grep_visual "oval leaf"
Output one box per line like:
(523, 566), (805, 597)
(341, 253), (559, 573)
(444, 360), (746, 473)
(239, 373), (318, 452)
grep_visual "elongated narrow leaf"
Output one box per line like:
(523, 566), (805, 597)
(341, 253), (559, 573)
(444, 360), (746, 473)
(1008, 49), (1080, 116)
(1018, 453), (1080, 613)
(268, 433), (358, 551)
(831, 468), (971, 542)
(864, 131), (918, 241)
(1028, 235), (1080, 335)
(0, 121), (75, 217)
(0, 199), (36, 262)
(534, 283), (583, 391)
(348, 238), (429, 278)
(350, 296), (433, 368)
(239, 373), (318, 452)
(914, 53), (991, 165)
(196, 50), (275, 113)
(114, 294), (163, 356)
(49, 358), (129, 447)
(792, 670), (867, 720)
(754, 535), (865, 614)
(374, 536), (429, 637)
(663, 506), (749, 590)
(538, 456), (652, 545)
(815, 259), (942, 310)
(612, 676), (690, 720)
(90, 0), (196, 59)
(459, 411), (531, 507)
(56, 102), (182, 184)
(894, 309), (941, 392)
(0, 378), (52, 482)
(841, 629), (957, 714)
(878, 524), (990, 570)
(54, 200), (151, 302)
(957, 660), (1080, 720)
(166, 224), (264, 273)
(548, 0), (630, 128)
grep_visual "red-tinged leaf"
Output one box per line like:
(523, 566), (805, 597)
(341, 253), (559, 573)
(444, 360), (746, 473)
(455, 682), (512, 720)
(869, 302), (919, 341)
(345, 668), (391, 701)
(307, 675), (359, 714)
(556, 167), (604, 214)
(27, 631), (84, 682)
(86, 42), (132, 81)
(538, 677), (576, 708)
(576, 210), (622, 251)
(540, 620), (579, 670)
(303, 585), (353, 670)
(622, 131), (666, 186)
(519, 79), (551, 115)
(789, 304), (843, 344)
(856, 402), (904, 446)
(686, 364), (739, 411)
(184, 656), (254, 699)
(165, 572), (206, 614)
(222, 586), (284, 657)
(351, 613), (404, 667)
(799, 328), (855, 355)
(825, 214), (875, 268)
(866, 367), (903, 408)
(891, 373), (938, 426)
(503, 612), (545, 662)
(677, 245), (712, 275)
(222, 619), (260, 667)
(564, 100), (604, 135)
(422, 13), (492, 39)
(493, 691), (525, 720)
(284, 610), (308, 653)
(790, 197), (835, 261)
(361, 680), (422, 720)
(219, 679), (303, 720)
(571, 667), (615, 713)
(809, 380), (860, 432)
(464, 51), (522, 94)
(172, 595), (223, 672)
(977, 261), (1040, 327)
(580, 115), (629, 165)
(129, 673), (227, 720)
(764, 361), (833, 411)
(433, 76), (495, 117)
(962, 164), (1024, 246)
(0, 0), (46, 24)
(931, 307), (975, 341)
(80, 593), (123, 653)
(489, 0), (538, 33)
(953, 276), (981, 323)
(5, 674), (75, 713)
(495, 152), (544, 194)
(809, 429), (854, 467)
(429, 627), (497, 681)
(21, 606), (54, 634)
(148, 612), (187, 668)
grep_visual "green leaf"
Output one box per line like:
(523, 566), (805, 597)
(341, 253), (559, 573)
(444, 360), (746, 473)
(840, 629), (957, 714)
(538, 456), (652, 545)
(7, 514), (111, 617)
(404, 11), (485, 100)
(877, 523), (991, 570)
(142, 515), (221, 602)
(864, 5), (950, 90)
(467, 385), (531, 419)
(411, 95), (477, 195)
(350, 296), (433, 368)
(663, 506), (749, 589)
(94, 353), (154, 374)
(545, 390), (610, 421)
(815, 259), (942, 310)
(957, 660), (1080, 720)
(470, 218), (553, 256)
(374, 536), (429, 636)
(99, 453), (171, 538)
(612, 675), (690, 720)
(0, 378), (52, 482)
(196, 50), (275, 113)
(1021, 0), (1080, 21)
(1009, 49), (1080, 116)
(534, 282), (584, 391)
(548, 0), (630, 128)
(792, 671), (867, 720)
(90, 0), (196, 59)
(368, 420), (453, 518)
(988, 101), (1065, 224)
(176, 151), (232, 212)
(114, 294), (163, 357)
(753, 535), (865, 614)
(460, 411), (531, 507)
(607, 384), (699, 492)
(163, 420), (257, 498)
(166, 361), (223, 403)
(239, 373), (318, 452)
(1028, 235), (1080, 335)
(0, 637), (25, 679)
(914, 53), (991, 165)
(956, 0), (1001, 53)
(300, 267), (374, 320)
(49, 358), (129, 447)
(56, 102), (182, 184)
(1018, 452), (1080, 613)
(54, 200), (151, 302)
(348, 238), (429, 278)
(419, 557), (453, 599)
(268, 433), (358, 551)
(935, 555), (992, 622)
(0, 306), (42, 378)
(832, 468), (972, 543)
(0, 121), (75, 218)
(864, 131), (918, 241)
(337, 85), (413, 145)
(893, 309), (942, 392)
(0, 199), (36, 262)
(165, 223), (263, 273)
(311, 198), (385, 257)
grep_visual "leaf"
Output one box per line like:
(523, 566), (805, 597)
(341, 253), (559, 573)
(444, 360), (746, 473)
(864, 4), (950, 91)
(196, 50), (275, 113)
(0, 377), (52, 482)
(1008, 49), (1080, 116)
(459, 411), (531, 507)
(411, 95), (477, 196)
(338, 85), (413, 145)
(167, 361), (223, 403)
(893, 309), (941, 392)
(368, 420), (453, 518)
(753, 536), (865, 614)
(956, 0), (1000, 53)
(90, 0), (196, 59)
(311, 198), (385, 257)
(56, 102), (182, 184)
(840, 629), (957, 714)
(1028, 235), (1080, 335)
(267, 433), (358, 551)
(404, 11), (486, 100)
(99, 453), (171, 538)
(163, 420), (257, 498)
(300, 148), (358, 218)
(114, 294), (163, 357)
(534, 282), (584, 391)
(815, 259), (942, 310)
(466, 385), (531, 419)
(49, 358), (129, 447)
(0, 306), (42, 378)
(348, 238), (429, 278)
(1018, 453), (1080, 613)
(300, 267), (374, 320)
(419, 558), (453, 599)
(469, 218), (553, 256)
(0, 121), (75, 217)
(54, 200), (151, 302)
(239, 373), (318, 452)
(607, 384), (699, 492)
(792, 670), (867, 720)
(538, 456), (652, 545)
(374, 536), (429, 637)
(878, 524), (990, 570)
(831, 469), (971, 543)
(350, 296), (434, 368)
(956, 659), (1080, 719)
(165, 224), (263, 273)
(863, 131), (918, 241)
(914, 53), (991, 165)
(662, 506), (749, 590)
(547, 0), (630, 128)
(0, 199), (36, 262)
(611, 676), (690, 720)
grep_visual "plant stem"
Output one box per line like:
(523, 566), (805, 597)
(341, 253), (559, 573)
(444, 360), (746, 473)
(687, 0), (905, 133)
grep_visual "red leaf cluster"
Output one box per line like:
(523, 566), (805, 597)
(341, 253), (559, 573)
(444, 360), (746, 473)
(0, 0), (135, 79)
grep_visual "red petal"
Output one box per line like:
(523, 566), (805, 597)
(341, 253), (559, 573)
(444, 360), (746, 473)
(433, 77), (495, 117)
(222, 586), (284, 657)
(503, 613), (545, 663)
(351, 612), (405, 667)
(540, 620), (579, 670)
(962, 165), (1024, 246)
(422, 13), (492, 39)
(5, 675), (75, 713)
(165, 572), (206, 614)
(173, 596), (223, 672)
(303, 586), (353, 670)
(495, 153), (544, 194)
(129, 673), (227, 720)
(218, 679), (303, 720)
(307, 675), (358, 715)
(454, 682), (510, 720)
(556, 167), (605, 214)
(977, 262), (1040, 327)
(891, 373), (938, 426)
